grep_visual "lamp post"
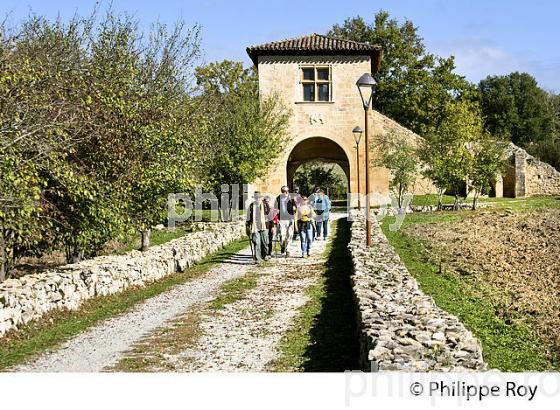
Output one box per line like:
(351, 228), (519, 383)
(352, 126), (363, 209)
(356, 73), (376, 247)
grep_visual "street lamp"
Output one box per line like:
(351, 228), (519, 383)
(352, 126), (363, 209)
(356, 73), (376, 247)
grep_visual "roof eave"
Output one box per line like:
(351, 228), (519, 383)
(246, 47), (383, 74)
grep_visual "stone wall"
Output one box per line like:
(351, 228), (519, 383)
(0, 221), (246, 337)
(348, 212), (487, 371)
(504, 144), (560, 197)
(254, 54), (434, 204)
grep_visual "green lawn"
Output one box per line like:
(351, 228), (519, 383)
(412, 193), (560, 211)
(380, 197), (559, 371)
(0, 238), (250, 370)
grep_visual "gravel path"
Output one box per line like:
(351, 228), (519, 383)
(15, 247), (256, 372)
(167, 224), (333, 371)
(15, 215), (342, 372)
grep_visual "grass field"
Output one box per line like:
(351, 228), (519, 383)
(380, 196), (560, 371)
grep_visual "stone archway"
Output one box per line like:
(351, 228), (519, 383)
(286, 137), (350, 193)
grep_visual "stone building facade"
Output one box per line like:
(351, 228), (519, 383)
(247, 34), (560, 201)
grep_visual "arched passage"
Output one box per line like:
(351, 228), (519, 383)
(286, 137), (351, 194)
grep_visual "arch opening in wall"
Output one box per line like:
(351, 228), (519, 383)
(286, 137), (350, 198)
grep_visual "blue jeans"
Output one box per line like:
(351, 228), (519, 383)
(315, 219), (328, 238)
(299, 224), (313, 255)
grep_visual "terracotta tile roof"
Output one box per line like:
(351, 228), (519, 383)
(247, 33), (382, 71)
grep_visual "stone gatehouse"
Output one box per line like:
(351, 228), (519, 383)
(246, 34), (560, 201)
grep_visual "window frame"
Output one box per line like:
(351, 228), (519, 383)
(299, 65), (332, 102)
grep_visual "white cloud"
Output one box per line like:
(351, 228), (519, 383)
(429, 37), (560, 92)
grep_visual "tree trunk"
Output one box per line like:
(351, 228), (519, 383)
(453, 194), (460, 211)
(437, 190), (444, 211)
(140, 228), (151, 251)
(0, 232), (6, 282)
(472, 188), (480, 210)
(66, 245), (85, 264)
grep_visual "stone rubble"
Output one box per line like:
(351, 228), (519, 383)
(348, 212), (487, 371)
(0, 221), (245, 337)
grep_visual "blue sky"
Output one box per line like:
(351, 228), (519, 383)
(2, 0), (559, 91)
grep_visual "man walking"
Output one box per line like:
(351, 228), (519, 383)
(313, 188), (331, 240)
(274, 186), (297, 257)
(246, 191), (270, 263)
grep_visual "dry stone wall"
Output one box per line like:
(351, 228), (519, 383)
(509, 144), (560, 196)
(0, 221), (245, 337)
(348, 212), (487, 371)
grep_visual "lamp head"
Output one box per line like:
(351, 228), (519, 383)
(352, 126), (363, 145)
(356, 73), (376, 110)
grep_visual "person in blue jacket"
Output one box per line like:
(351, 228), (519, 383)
(312, 188), (331, 240)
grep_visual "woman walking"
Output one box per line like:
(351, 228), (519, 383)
(295, 195), (316, 258)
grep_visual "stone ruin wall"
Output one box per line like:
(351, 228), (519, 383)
(373, 114), (560, 199)
(521, 153), (560, 197)
(372, 111), (437, 196)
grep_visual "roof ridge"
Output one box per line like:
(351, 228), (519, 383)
(246, 33), (382, 68)
(247, 32), (378, 50)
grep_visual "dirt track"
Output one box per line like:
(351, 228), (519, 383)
(405, 208), (560, 357)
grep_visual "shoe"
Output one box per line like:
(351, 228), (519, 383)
(264, 255), (271, 261)
(285, 251), (291, 257)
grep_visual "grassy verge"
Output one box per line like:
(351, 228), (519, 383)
(412, 194), (560, 212)
(0, 238), (250, 371)
(210, 273), (259, 311)
(381, 210), (555, 371)
(269, 218), (359, 372)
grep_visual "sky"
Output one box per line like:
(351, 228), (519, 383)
(1, 0), (559, 92)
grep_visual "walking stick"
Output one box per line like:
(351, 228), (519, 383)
(246, 222), (255, 260)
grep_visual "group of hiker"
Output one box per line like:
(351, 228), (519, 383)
(246, 186), (332, 262)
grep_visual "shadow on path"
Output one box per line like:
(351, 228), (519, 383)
(303, 217), (360, 371)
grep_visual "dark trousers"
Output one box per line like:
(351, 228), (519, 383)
(251, 231), (268, 261)
(315, 219), (328, 238)
(267, 228), (274, 256)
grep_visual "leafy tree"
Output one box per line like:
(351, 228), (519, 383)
(293, 161), (347, 198)
(419, 100), (480, 210)
(328, 11), (475, 135)
(195, 60), (290, 194)
(0, 9), (204, 276)
(478, 72), (555, 145)
(377, 134), (418, 208)
(469, 136), (507, 210)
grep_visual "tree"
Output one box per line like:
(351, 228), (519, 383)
(0, 9), (205, 278)
(328, 11), (475, 135)
(469, 136), (507, 210)
(195, 60), (290, 195)
(293, 161), (347, 198)
(419, 100), (480, 210)
(377, 134), (418, 208)
(478, 72), (555, 146)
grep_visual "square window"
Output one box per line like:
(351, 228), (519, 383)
(317, 84), (329, 101)
(303, 83), (315, 101)
(302, 68), (315, 81)
(300, 66), (331, 102)
(317, 68), (329, 81)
